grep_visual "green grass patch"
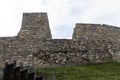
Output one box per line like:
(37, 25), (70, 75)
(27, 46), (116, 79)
(38, 62), (120, 80)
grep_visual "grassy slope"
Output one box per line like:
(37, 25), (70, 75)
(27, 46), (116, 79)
(38, 62), (120, 80)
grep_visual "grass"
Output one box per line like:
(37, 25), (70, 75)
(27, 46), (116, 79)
(38, 62), (120, 80)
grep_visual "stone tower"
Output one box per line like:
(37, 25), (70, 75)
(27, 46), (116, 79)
(17, 13), (52, 40)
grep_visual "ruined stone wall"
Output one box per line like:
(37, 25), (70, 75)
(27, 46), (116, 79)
(35, 39), (113, 66)
(0, 13), (120, 67)
(0, 13), (52, 67)
(73, 23), (120, 42)
(18, 13), (52, 39)
(0, 39), (114, 67)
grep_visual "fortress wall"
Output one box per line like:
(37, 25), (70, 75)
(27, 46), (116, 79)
(32, 39), (113, 66)
(0, 39), (114, 67)
(17, 13), (52, 39)
(0, 13), (120, 67)
(73, 23), (120, 42)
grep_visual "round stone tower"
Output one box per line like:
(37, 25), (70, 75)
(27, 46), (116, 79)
(17, 13), (52, 40)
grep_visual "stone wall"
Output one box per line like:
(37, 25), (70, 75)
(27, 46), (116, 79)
(0, 13), (120, 67)
(0, 39), (114, 67)
(73, 23), (120, 42)
(35, 39), (113, 65)
(18, 13), (52, 39)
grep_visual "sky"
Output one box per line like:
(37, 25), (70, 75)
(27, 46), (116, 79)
(0, 0), (120, 39)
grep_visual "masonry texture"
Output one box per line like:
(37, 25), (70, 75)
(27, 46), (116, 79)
(0, 12), (120, 67)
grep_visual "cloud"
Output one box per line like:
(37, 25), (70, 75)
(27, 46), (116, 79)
(52, 24), (74, 39)
(0, 0), (120, 38)
(80, 0), (120, 23)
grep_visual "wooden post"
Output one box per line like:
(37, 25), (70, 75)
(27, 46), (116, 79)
(4, 63), (15, 80)
(21, 69), (28, 80)
(28, 72), (34, 80)
(14, 66), (20, 80)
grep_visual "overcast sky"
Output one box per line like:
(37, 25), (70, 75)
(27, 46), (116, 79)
(0, 0), (120, 39)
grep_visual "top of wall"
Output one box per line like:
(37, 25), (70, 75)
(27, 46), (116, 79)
(1, 12), (120, 42)
(72, 23), (120, 42)
(17, 13), (52, 40)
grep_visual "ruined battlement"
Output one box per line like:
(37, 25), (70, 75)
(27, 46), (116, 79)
(18, 13), (52, 39)
(0, 12), (120, 67)
(73, 23), (120, 42)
